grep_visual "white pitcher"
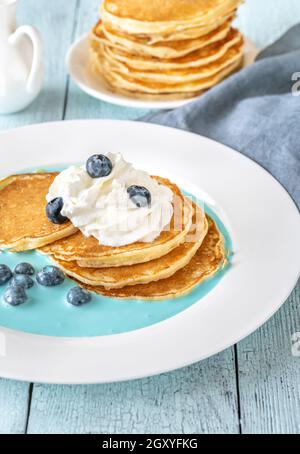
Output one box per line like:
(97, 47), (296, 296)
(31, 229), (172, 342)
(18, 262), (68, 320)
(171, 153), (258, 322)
(0, 0), (43, 114)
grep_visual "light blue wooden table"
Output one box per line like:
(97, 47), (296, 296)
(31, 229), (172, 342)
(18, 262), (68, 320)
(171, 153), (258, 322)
(0, 0), (299, 434)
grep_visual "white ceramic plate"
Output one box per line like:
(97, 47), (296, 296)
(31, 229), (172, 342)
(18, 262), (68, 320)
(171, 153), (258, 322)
(0, 120), (299, 384)
(66, 34), (258, 110)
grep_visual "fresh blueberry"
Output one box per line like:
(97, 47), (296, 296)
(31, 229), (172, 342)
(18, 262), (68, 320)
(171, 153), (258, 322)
(86, 154), (112, 178)
(36, 266), (65, 287)
(67, 286), (92, 307)
(0, 264), (12, 286)
(10, 274), (34, 290)
(46, 197), (68, 225)
(127, 185), (151, 208)
(14, 262), (35, 276)
(4, 286), (27, 306)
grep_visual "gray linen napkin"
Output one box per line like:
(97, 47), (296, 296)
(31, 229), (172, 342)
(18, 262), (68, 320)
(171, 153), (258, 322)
(143, 25), (300, 209)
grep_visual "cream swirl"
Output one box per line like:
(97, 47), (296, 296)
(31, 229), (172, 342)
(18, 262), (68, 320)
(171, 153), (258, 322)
(46, 153), (174, 247)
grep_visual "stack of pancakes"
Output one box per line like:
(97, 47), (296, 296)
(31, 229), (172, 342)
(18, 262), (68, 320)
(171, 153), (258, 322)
(0, 173), (226, 300)
(90, 0), (244, 99)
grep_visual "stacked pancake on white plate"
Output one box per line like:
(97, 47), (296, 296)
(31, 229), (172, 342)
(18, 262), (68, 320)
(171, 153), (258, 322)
(90, 0), (245, 100)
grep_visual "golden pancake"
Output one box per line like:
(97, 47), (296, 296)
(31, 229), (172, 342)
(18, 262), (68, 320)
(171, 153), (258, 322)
(99, 28), (242, 70)
(101, 40), (244, 84)
(140, 11), (237, 43)
(0, 173), (77, 252)
(52, 202), (208, 289)
(40, 178), (194, 268)
(96, 56), (243, 95)
(102, 0), (242, 35)
(79, 216), (226, 300)
(93, 19), (233, 59)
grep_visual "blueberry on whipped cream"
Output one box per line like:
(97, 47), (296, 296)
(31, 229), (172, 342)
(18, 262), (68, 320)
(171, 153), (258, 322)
(46, 197), (68, 225)
(46, 152), (174, 247)
(127, 185), (151, 208)
(86, 154), (113, 178)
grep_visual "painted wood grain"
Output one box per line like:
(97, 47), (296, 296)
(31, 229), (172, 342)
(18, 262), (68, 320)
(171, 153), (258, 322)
(0, 379), (30, 434)
(0, 0), (79, 434)
(0, 0), (299, 436)
(237, 281), (300, 434)
(27, 349), (239, 434)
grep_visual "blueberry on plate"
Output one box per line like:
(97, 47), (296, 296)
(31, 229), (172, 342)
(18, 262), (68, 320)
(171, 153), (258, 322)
(67, 286), (92, 306)
(46, 197), (68, 225)
(86, 154), (112, 178)
(36, 266), (65, 287)
(0, 264), (12, 286)
(127, 185), (151, 208)
(14, 262), (35, 276)
(10, 274), (34, 290)
(4, 286), (27, 306)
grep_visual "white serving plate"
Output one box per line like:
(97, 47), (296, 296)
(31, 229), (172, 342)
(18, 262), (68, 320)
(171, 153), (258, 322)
(0, 120), (299, 384)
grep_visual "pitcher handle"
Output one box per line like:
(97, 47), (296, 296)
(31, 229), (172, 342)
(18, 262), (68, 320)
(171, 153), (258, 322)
(9, 25), (43, 94)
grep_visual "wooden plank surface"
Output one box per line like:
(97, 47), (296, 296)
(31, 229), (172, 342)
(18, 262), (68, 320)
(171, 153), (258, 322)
(27, 0), (240, 434)
(236, 0), (300, 49)
(235, 3), (300, 433)
(0, 379), (30, 434)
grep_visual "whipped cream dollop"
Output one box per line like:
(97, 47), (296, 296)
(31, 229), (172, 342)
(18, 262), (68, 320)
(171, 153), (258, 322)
(46, 153), (174, 247)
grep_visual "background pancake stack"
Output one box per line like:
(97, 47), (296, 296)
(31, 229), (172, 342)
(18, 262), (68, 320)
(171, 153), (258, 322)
(90, 0), (245, 99)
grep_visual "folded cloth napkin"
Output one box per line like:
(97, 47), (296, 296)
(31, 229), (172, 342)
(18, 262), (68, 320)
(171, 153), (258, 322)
(143, 25), (300, 209)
